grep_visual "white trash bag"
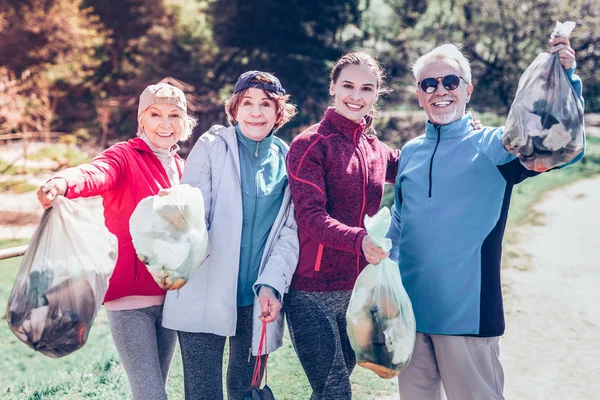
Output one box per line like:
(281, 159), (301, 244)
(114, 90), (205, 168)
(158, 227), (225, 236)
(7, 196), (117, 358)
(346, 207), (416, 379)
(130, 184), (208, 290)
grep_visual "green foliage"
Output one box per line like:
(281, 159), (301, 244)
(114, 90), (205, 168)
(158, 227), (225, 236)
(28, 145), (91, 169)
(0, 0), (106, 134)
(508, 136), (600, 224)
(0, 253), (398, 399)
(0, 0), (599, 145)
(0, 180), (38, 193)
(58, 129), (94, 146)
(200, 0), (365, 141)
(0, 159), (44, 176)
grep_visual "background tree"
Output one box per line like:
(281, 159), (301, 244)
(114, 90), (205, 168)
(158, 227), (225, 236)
(206, 0), (364, 140)
(1, 0), (598, 146)
(0, 0), (105, 136)
(390, 0), (600, 113)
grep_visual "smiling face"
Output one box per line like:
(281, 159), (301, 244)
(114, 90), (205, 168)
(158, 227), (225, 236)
(139, 103), (185, 149)
(330, 64), (379, 123)
(416, 59), (473, 126)
(234, 88), (278, 141)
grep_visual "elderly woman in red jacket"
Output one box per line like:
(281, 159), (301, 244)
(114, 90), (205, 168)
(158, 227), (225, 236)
(36, 82), (196, 400)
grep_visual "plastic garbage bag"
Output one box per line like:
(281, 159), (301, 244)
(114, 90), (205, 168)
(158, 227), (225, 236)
(502, 21), (584, 172)
(130, 184), (208, 290)
(346, 207), (416, 379)
(6, 196), (117, 358)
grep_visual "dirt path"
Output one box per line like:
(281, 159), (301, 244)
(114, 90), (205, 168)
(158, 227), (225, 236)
(500, 176), (600, 400)
(374, 176), (600, 400)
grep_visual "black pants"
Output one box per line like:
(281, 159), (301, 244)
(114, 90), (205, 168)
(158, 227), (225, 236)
(177, 305), (266, 400)
(286, 289), (355, 400)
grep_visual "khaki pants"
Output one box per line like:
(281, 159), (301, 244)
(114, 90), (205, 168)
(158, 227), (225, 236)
(398, 333), (504, 400)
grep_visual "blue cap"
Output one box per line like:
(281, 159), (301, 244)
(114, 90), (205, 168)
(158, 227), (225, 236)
(233, 70), (286, 95)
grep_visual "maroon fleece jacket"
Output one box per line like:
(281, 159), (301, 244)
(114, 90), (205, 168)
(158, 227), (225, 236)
(287, 108), (400, 291)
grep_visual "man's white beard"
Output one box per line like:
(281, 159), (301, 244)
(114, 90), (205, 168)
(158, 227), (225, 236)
(431, 106), (463, 125)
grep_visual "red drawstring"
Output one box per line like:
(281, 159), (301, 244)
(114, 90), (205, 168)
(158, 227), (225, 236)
(250, 320), (268, 389)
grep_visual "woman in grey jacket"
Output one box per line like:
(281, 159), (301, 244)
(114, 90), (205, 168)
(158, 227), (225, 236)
(162, 71), (299, 400)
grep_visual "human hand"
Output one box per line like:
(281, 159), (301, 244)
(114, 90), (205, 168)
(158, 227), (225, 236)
(471, 114), (484, 130)
(258, 286), (281, 324)
(158, 188), (171, 197)
(361, 235), (389, 265)
(550, 37), (576, 70)
(36, 179), (67, 209)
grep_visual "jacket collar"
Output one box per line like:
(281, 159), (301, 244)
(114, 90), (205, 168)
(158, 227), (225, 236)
(322, 107), (366, 146)
(425, 112), (474, 139)
(129, 136), (181, 157)
(235, 124), (274, 159)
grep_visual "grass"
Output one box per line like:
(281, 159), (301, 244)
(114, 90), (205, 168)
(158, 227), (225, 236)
(0, 179), (38, 193)
(0, 144), (90, 176)
(28, 145), (91, 169)
(502, 136), (600, 269)
(0, 239), (397, 400)
(0, 159), (43, 176)
(1, 138), (599, 399)
(507, 137), (600, 224)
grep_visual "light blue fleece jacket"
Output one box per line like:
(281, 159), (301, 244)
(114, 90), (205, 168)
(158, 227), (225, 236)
(235, 125), (287, 306)
(387, 67), (585, 337)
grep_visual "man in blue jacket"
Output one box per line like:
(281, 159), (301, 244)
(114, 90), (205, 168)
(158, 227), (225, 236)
(387, 37), (584, 399)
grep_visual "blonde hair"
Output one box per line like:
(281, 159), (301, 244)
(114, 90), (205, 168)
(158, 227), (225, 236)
(412, 44), (472, 85)
(225, 73), (297, 130)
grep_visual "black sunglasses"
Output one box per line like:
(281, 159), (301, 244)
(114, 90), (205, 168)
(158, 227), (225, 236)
(418, 75), (468, 94)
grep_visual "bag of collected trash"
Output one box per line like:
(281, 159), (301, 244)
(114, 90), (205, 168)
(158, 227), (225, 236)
(6, 196), (117, 358)
(244, 320), (275, 400)
(130, 184), (208, 290)
(502, 21), (584, 172)
(346, 207), (416, 379)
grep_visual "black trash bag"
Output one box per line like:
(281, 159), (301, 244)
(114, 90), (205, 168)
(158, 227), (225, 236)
(244, 386), (275, 400)
(502, 21), (584, 172)
(244, 320), (275, 400)
(6, 196), (117, 358)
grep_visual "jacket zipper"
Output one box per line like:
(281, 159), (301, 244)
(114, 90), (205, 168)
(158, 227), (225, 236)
(428, 126), (441, 198)
(242, 157), (260, 298)
(355, 128), (368, 275)
(314, 243), (324, 272)
(259, 189), (290, 272)
(254, 141), (260, 158)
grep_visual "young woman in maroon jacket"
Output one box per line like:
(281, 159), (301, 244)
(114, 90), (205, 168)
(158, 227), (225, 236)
(285, 51), (399, 399)
(36, 83), (196, 400)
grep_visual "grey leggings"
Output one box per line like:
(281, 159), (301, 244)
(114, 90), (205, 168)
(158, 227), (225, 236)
(285, 289), (355, 400)
(177, 305), (266, 400)
(107, 305), (177, 400)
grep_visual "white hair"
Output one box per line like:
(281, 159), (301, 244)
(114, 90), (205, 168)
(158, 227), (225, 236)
(412, 44), (472, 85)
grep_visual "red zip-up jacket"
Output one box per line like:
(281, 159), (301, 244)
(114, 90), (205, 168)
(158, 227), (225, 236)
(287, 108), (400, 291)
(54, 138), (183, 302)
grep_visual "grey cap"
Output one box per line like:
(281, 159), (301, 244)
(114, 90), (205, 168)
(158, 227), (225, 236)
(138, 83), (187, 118)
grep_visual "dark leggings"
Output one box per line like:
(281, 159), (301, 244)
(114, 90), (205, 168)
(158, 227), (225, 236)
(177, 305), (266, 400)
(286, 289), (355, 400)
